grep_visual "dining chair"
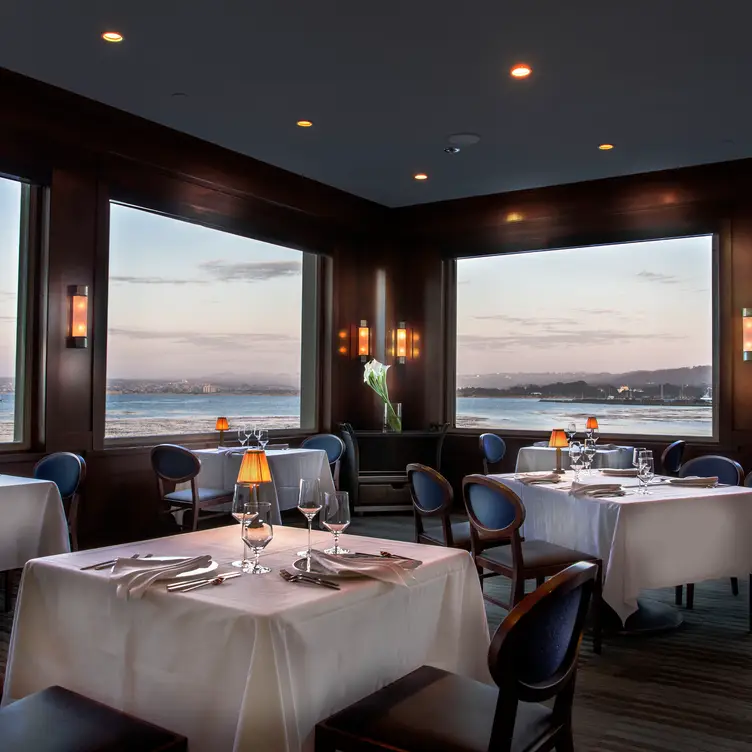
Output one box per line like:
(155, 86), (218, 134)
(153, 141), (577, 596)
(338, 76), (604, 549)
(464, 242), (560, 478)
(150, 444), (233, 532)
(660, 440), (686, 476)
(429, 421), (451, 471)
(479, 433), (506, 474)
(463, 474), (602, 653)
(301, 433), (345, 488)
(407, 463), (470, 550)
(315, 561), (598, 752)
(674, 455), (744, 610)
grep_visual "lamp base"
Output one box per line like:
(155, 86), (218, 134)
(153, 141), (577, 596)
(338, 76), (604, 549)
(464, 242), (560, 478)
(553, 446), (566, 474)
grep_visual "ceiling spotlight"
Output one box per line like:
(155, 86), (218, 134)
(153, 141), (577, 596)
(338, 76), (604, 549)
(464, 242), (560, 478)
(444, 146), (461, 154)
(297, 120), (313, 128)
(101, 31), (123, 43)
(598, 143), (614, 150)
(510, 64), (532, 78)
(447, 133), (481, 147)
(414, 173), (428, 181)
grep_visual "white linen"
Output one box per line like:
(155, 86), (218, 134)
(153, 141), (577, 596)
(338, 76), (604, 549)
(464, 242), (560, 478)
(111, 555), (213, 600)
(2, 526), (490, 752)
(492, 471), (752, 623)
(0, 475), (69, 571)
(193, 448), (336, 522)
(515, 445), (634, 473)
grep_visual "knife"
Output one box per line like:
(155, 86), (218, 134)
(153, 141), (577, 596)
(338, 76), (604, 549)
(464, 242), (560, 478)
(166, 572), (241, 591)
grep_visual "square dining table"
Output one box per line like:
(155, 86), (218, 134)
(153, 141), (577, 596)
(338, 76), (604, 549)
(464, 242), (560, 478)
(515, 445), (634, 473)
(2, 525), (490, 752)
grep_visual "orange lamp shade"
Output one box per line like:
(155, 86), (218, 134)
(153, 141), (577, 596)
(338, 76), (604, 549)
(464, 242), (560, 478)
(215, 416), (229, 431)
(396, 326), (408, 359)
(586, 417), (599, 430)
(358, 321), (370, 358)
(237, 450), (272, 485)
(548, 429), (569, 448)
(67, 285), (89, 348)
(744, 309), (752, 361)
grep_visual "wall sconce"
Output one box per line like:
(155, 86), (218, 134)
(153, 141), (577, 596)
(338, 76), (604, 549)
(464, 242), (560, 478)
(744, 309), (752, 361)
(391, 321), (419, 364)
(357, 320), (370, 361)
(67, 285), (88, 348)
(337, 328), (349, 357)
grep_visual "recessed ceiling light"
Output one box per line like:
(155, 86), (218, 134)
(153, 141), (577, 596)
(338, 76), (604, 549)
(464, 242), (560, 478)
(447, 133), (481, 147)
(297, 120), (313, 128)
(101, 31), (123, 43)
(510, 64), (532, 78)
(598, 143), (614, 150)
(444, 146), (461, 155)
(414, 173), (428, 181)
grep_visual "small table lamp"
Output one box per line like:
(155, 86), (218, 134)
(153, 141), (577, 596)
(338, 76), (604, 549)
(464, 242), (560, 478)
(586, 416), (598, 435)
(549, 429), (569, 474)
(215, 417), (229, 446)
(237, 449), (273, 496)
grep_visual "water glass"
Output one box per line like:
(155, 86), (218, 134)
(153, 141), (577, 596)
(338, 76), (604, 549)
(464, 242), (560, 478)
(297, 478), (322, 568)
(238, 424), (248, 447)
(231, 483), (255, 569)
(569, 441), (584, 482)
(566, 422), (577, 444)
(322, 491), (351, 555)
(244, 424), (255, 447)
(583, 439), (597, 475)
(632, 447), (647, 470)
(257, 428), (269, 450)
(241, 501), (273, 574)
(638, 453), (655, 494)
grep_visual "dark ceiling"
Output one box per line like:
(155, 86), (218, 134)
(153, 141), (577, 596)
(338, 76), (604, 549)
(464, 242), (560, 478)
(1, 1), (750, 207)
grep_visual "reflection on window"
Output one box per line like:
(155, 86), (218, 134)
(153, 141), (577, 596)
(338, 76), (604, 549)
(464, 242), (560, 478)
(456, 236), (714, 437)
(0, 177), (23, 444)
(106, 203), (309, 439)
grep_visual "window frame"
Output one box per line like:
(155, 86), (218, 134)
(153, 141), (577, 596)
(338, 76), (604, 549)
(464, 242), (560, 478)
(448, 230), (721, 444)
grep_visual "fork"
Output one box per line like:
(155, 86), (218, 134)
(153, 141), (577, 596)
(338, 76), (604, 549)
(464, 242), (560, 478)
(279, 569), (340, 590)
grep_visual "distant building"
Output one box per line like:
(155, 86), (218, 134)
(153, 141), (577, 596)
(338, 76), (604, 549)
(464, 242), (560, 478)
(202, 384), (218, 394)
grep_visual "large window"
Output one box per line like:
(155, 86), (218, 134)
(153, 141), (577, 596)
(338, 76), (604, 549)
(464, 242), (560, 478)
(456, 236), (714, 437)
(106, 204), (315, 439)
(0, 177), (25, 445)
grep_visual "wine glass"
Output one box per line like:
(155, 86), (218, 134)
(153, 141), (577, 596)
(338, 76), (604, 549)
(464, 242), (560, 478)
(244, 423), (255, 447)
(238, 423), (248, 447)
(257, 428), (269, 450)
(231, 484), (256, 568)
(632, 447), (647, 470)
(590, 427), (600, 445)
(241, 501), (273, 574)
(566, 422), (577, 444)
(297, 478), (322, 569)
(583, 439), (597, 476)
(638, 452), (654, 495)
(322, 491), (351, 555)
(569, 441), (584, 482)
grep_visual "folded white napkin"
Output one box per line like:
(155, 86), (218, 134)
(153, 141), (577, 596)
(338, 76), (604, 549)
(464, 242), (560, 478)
(532, 441), (550, 447)
(308, 550), (420, 586)
(598, 444), (619, 450)
(601, 467), (639, 477)
(570, 482), (625, 498)
(518, 473), (561, 485)
(218, 446), (247, 455)
(669, 476), (719, 488)
(111, 555), (212, 600)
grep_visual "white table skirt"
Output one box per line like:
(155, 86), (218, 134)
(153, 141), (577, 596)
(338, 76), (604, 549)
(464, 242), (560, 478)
(492, 471), (752, 623)
(2, 526), (490, 752)
(0, 475), (69, 571)
(193, 448), (336, 523)
(515, 445), (633, 473)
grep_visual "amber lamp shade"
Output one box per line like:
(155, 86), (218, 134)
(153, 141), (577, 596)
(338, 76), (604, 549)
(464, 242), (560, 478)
(549, 429), (569, 474)
(67, 285), (89, 348)
(237, 450), (272, 486)
(743, 309), (752, 361)
(215, 416), (229, 446)
(586, 417), (599, 430)
(357, 320), (370, 360)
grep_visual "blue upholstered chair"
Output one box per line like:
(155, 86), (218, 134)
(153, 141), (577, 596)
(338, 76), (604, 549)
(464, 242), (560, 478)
(301, 433), (345, 488)
(315, 561), (598, 752)
(675, 455), (744, 610)
(407, 463), (470, 550)
(150, 444), (233, 532)
(34, 452), (86, 551)
(479, 433), (506, 474)
(463, 474), (602, 653)
(660, 440), (686, 476)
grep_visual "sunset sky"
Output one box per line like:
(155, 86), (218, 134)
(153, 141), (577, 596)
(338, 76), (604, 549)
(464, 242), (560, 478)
(0, 177), (20, 381)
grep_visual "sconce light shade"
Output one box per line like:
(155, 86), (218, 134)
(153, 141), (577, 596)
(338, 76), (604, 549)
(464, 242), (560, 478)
(744, 309), (752, 361)
(586, 416), (599, 430)
(357, 320), (370, 361)
(396, 322), (409, 363)
(67, 285), (88, 348)
(237, 450), (272, 485)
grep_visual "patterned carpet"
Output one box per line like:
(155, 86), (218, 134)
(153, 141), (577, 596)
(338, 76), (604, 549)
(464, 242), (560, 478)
(2, 514), (752, 750)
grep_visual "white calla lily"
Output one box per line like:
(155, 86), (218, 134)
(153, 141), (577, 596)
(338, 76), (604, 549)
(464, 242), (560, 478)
(363, 359), (401, 431)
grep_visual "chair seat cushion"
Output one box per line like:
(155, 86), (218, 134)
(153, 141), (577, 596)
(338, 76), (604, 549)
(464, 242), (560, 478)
(319, 665), (554, 752)
(164, 487), (232, 505)
(0, 685), (187, 751)
(480, 539), (595, 571)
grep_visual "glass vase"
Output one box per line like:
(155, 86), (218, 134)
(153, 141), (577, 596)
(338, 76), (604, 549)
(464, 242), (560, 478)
(383, 401), (402, 433)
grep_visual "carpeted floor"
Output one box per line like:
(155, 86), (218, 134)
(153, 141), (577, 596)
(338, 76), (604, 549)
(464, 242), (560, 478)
(2, 513), (752, 750)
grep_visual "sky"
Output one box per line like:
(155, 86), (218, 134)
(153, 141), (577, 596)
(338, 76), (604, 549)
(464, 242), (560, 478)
(456, 235), (713, 375)
(0, 177), (21, 381)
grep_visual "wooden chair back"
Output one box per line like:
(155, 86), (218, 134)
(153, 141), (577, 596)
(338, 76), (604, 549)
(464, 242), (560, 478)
(479, 433), (506, 474)
(34, 452), (86, 551)
(407, 463), (455, 545)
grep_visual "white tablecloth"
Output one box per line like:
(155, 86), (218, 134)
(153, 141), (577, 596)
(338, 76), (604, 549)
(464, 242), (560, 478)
(492, 471), (752, 623)
(0, 475), (69, 571)
(193, 448), (336, 523)
(2, 526), (490, 751)
(515, 445), (634, 473)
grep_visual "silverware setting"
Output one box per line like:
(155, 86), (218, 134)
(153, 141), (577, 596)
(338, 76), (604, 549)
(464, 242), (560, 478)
(80, 552), (152, 571)
(279, 569), (340, 590)
(166, 572), (242, 592)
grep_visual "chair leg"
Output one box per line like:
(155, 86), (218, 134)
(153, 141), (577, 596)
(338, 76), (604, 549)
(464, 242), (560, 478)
(511, 572), (526, 606)
(686, 583), (695, 610)
(731, 577), (739, 596)
(675, 585), (683, 606)
(592, 563), (603, 655)
(555, 730), (575, 752)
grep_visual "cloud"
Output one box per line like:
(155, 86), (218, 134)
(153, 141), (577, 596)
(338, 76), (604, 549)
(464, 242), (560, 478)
(576, 308), (620, 316)
(636, 271), (681, 285)
(108, 327), (299, 350)
(458, 329), (685, 351)
(472, 314), (580, 327)
(110, 276), (209, 285)
(199, 260), (302, 282)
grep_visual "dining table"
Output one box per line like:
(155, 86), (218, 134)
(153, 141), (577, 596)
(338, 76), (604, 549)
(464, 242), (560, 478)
(515, 444), (634, 473)
(2, 525), (491, 752)
(0, 474), (69, 571)
(492, 470), (752, 629)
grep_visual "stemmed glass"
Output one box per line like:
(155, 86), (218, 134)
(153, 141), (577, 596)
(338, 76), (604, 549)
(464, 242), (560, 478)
(632, 447), (647, 472)
(238, 424), (248, 447)
(297, 478), (322, 570)
(566, 422), (577, 445)
(583, 439), (597, 475)
(590, 427), (600, 445)
(322, 491), (351, 555)
(231, 484), (257, 569)
(244, 424), (255, 447)
(638, 450), (654, 494)
(569, 442), (584, 482)
(256, 428), (269, 450)
(241, 501), (273, 574)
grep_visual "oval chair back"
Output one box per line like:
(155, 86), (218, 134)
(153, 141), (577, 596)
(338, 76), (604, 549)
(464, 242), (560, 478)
(150, 444), (201, 484)
(485, 561), (597, 747)
(34, 452), (86, 551)
(407, 463), (455, 546)
(463, 475), (524, 560)
(679, 455), (744, 486)
(745, 473), (752, 488)
(480, 433), (506, 474)
(302, 433), (345, 488)
(660, 440), (686, 476)
(338, 424), (359, 509)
